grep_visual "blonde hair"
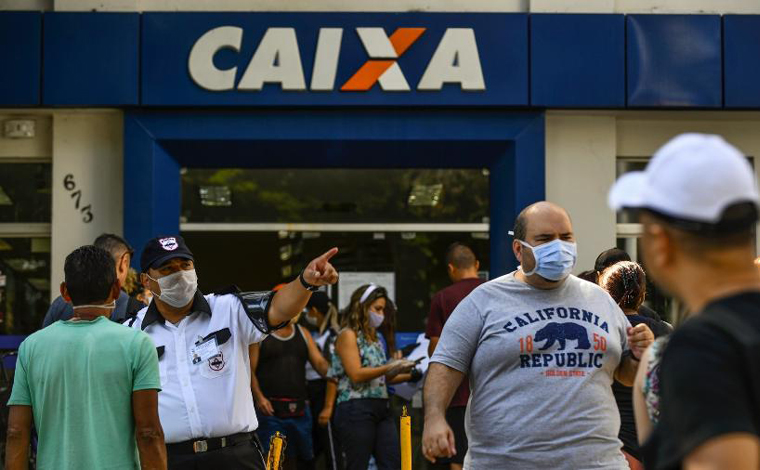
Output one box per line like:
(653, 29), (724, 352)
(320, 302), (340, 335)
(123, 268), (140, 295)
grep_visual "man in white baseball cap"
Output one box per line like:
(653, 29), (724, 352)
(609, 133), (760, 470)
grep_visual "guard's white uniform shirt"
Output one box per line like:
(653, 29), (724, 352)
(129, 290), (267, 443)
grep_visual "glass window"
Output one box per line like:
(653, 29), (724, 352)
(0, 237), (51, 334)
(0, 163), (52, 223)
(182, 231), (489, 333)
(615, 159), (647, 224)
(181, 168), (489, 224)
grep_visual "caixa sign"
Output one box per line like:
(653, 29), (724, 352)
(141, 13), (528, 106)
(188, 27), (485, 92)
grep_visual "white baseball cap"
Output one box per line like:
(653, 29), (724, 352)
(608, 133), (760, 229)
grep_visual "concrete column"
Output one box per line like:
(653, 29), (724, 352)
(51, 111), (124, 297)
(545, 113), (617, 273)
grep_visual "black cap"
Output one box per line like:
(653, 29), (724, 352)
(306, 291), (330, 314)
(140, 235), (194, 272)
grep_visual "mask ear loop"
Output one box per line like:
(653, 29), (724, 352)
(518, 241), (538, 276)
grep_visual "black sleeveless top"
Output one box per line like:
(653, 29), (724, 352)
(257, 325), (309, 400)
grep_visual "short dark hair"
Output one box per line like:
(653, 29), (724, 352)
(594, 248), (631, 273)
(446, 243), (477, 270)
(513, 208), (529, 241)
(64, 246), (117, 306)
(93, 233), (133, 260)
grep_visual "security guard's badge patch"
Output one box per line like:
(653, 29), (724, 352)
(191, 337), (219, 365)
(159, 237), (178, 251)
(208, 353), (225, 371)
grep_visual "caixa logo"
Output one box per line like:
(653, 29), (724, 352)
(188, 27), (486, 92)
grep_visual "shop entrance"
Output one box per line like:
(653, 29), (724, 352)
(124, 109), (546, 334)
(180, 168), (490, 332)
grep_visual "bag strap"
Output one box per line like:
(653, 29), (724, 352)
(231, 287), (288, 335)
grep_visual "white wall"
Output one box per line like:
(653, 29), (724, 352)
(50, 112), (124, 297)
(546, 111), (760, 273)
(2, 0), (755, 13)
(545, 114), (617, 273)
(0, 113), (51, 159)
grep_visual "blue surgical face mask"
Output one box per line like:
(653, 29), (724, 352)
(519, 239), (577, 281)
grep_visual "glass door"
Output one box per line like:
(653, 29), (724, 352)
(181, 168), (490, 332)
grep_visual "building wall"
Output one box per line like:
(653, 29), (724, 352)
(0, 110), (124, 300)
(545, 114), (617, 273)
(546, 111), (760, 273)
(4, 0), (760, 14)
(50, 112), (124, 296)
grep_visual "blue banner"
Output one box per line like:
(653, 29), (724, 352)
(141, 12), (528, 106)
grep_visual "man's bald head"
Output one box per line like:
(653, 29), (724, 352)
(513, 202), (572, 242)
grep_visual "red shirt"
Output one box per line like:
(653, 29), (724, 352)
(425, 277), (484, 408)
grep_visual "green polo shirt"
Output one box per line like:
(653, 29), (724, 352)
(8, 316), (161, 469)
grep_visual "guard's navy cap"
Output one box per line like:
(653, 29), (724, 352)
(140, 235), (194, 272)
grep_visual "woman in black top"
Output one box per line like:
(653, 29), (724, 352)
(599, 261), (671, 470)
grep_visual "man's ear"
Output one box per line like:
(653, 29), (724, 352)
(512, 240), (523, 262)
(474, 260), (480, 271)
(447, 263), (455, 275)
(110, 279), (122, 302)
(120, 254), (130, 276)
(60, 282), (71, 303)
(140, 272), (150, 288)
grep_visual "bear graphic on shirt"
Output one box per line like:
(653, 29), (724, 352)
(534, 322), (591, 351)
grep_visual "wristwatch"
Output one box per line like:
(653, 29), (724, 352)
(299, 270), (320, 292)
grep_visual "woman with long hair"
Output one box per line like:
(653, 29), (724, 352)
(328, 284), (416, 470)
(599, 261), (671, 470)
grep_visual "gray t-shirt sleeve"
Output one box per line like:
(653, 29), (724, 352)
(430, 294), (484, 374)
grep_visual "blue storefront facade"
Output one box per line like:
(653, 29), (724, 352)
(2, 10), (760, 344)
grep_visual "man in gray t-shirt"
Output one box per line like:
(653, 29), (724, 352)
(422, 202), (654, 470)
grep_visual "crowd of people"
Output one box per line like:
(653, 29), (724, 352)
(4, 132), (760, 470)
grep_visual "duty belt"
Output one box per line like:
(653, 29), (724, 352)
(167, 431), (255, 454)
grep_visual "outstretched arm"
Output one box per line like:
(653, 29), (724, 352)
(268, 248), (339, 326)
(422, 363), (465, 463)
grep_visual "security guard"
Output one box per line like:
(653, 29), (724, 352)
(129, 235), (339, 470)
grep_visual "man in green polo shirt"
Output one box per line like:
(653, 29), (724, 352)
(5, 245), (166, 470)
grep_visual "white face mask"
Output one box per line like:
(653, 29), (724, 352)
(369, 310), (385, 328)
(148, 269), (198, 308)
(72, 300), (116, 310)
(304, 312), (319, 326)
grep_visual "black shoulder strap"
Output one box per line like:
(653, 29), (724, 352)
(233, 289), (288, 335)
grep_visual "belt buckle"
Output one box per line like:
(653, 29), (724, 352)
(193, 440), (208, 453)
